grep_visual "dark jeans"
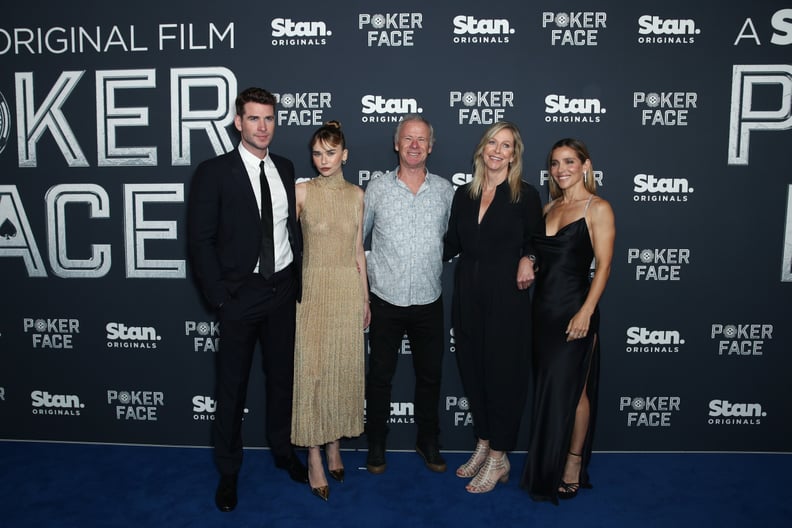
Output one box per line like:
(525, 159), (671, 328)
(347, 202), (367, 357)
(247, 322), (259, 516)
(365, 293), (445, 445)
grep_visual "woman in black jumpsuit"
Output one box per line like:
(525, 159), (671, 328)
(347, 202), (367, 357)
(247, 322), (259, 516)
(444, 122), (543, 493)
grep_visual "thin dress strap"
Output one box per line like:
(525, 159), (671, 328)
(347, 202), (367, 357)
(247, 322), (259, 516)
(582, 195), (594, 216)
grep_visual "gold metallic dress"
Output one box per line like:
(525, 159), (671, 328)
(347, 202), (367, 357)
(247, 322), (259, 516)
(291, 173), (364, 446)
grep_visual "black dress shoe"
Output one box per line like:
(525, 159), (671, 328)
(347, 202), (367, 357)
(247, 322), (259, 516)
(215, 473), (238, 512)
(366, 441), (386, 474)
(275, 453), (309, 483)
(416, 441), (447, 473)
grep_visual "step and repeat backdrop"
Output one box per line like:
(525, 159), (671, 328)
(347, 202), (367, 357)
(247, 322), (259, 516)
(1, 0), (790, 453)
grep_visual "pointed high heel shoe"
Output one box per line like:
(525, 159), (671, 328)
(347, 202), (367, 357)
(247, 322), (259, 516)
(456, 442), (489, 478)
(310, 484), (330, 501)
(465, 453), (510, 494)
(307, 456), (330, 502)
(325, 441), (345, 482)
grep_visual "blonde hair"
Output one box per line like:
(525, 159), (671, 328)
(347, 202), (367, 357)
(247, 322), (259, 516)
(469, 121), (524, 203)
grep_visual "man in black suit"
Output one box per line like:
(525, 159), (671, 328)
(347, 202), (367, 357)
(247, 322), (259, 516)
(187, 87), (306, 512)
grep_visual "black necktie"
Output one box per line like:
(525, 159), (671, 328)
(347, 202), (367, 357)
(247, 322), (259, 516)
(258, 160), (275, 278)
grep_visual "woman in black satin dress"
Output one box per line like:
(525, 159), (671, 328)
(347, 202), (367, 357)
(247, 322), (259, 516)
(444, 122), (543, 493)
(521, 138), (615, 503)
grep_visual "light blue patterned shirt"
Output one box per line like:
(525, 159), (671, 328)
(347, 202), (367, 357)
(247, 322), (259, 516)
(363, 168), (454, 307)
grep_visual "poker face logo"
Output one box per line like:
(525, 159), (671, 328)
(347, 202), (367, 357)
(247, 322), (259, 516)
(273, 92), (332, 126)
(31, 390), (83, 416)
(627, 248), (691, 280)
(540, 170), (603, 189)
(185, 320), (220, 352)
(23, 317), (80, 349)
(452, 15), (514, 44)
(619, 396), (680, 426)
(637, 15), (700, 44)
(708, 399), (765, 425)
(445, 396), (473, 426)
(358, 12), (424, 47)
(728, 65), (792, 165)
(270, 18), (331, 46)
(711, 323), (773, 357)
(364, 334), (412, 355)
(107, 389), (164, 421)
(450, 90), (514, 125)
(633, 92), (698, 126)
(541, 11), (607, 46)
(358, 169), (389, 188)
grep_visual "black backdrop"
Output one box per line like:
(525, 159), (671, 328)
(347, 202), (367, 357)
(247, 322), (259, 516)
(1, 0), (790, 453)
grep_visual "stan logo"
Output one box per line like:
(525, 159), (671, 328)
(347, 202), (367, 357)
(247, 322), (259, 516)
(450, 173), (472, 192)
(106, 322), (161, 349)
(627, 248), (690, 281)
(633, 92), (697, 126)
(0, 90), (10, 154)
(185, 320), (220, 352)
(728, 65), (792, 165)
(445, 396), (473, 426)
(274, 92), (331, 126)
(633, 173), (693, 203)
(734, 9), (792, 46)
(452, 15), (514, 44)
(450, 90), (514, 125)
(270, 18), (331, 46)
(545, 94), (605, 123)
(542, 12), (607, 46)
(625, 326), (683, 353)
(358, 13), (423, 47)
(389, 401), (415, 424)
(711, 323), (773, 357)
(31, 390), (83, 416)
(107, 389), (164, 421)
(193, 395), (216, 420)
(708, 399), (764, 425)
(637, 15), (700, 44)
(192, 395), (249, 421)
(23, 317), (79, 349)
(619, 396), (680, 427)
(361, 94), (423, 124)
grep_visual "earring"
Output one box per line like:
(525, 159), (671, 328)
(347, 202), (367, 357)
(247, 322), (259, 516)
(584, 170), (588, 183)
(342, 160), (347, 165)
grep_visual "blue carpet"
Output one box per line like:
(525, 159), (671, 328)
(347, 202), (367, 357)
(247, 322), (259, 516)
(0, 441), (789, 527)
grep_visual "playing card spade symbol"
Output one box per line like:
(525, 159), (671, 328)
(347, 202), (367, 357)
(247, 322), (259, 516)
(0, 218), (17, 240)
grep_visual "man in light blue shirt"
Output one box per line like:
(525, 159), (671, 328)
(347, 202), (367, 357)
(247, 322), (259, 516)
(363, 114), (454, 474)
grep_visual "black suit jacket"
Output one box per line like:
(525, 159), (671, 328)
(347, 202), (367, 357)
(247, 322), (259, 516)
(187, 148), (302, 309)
